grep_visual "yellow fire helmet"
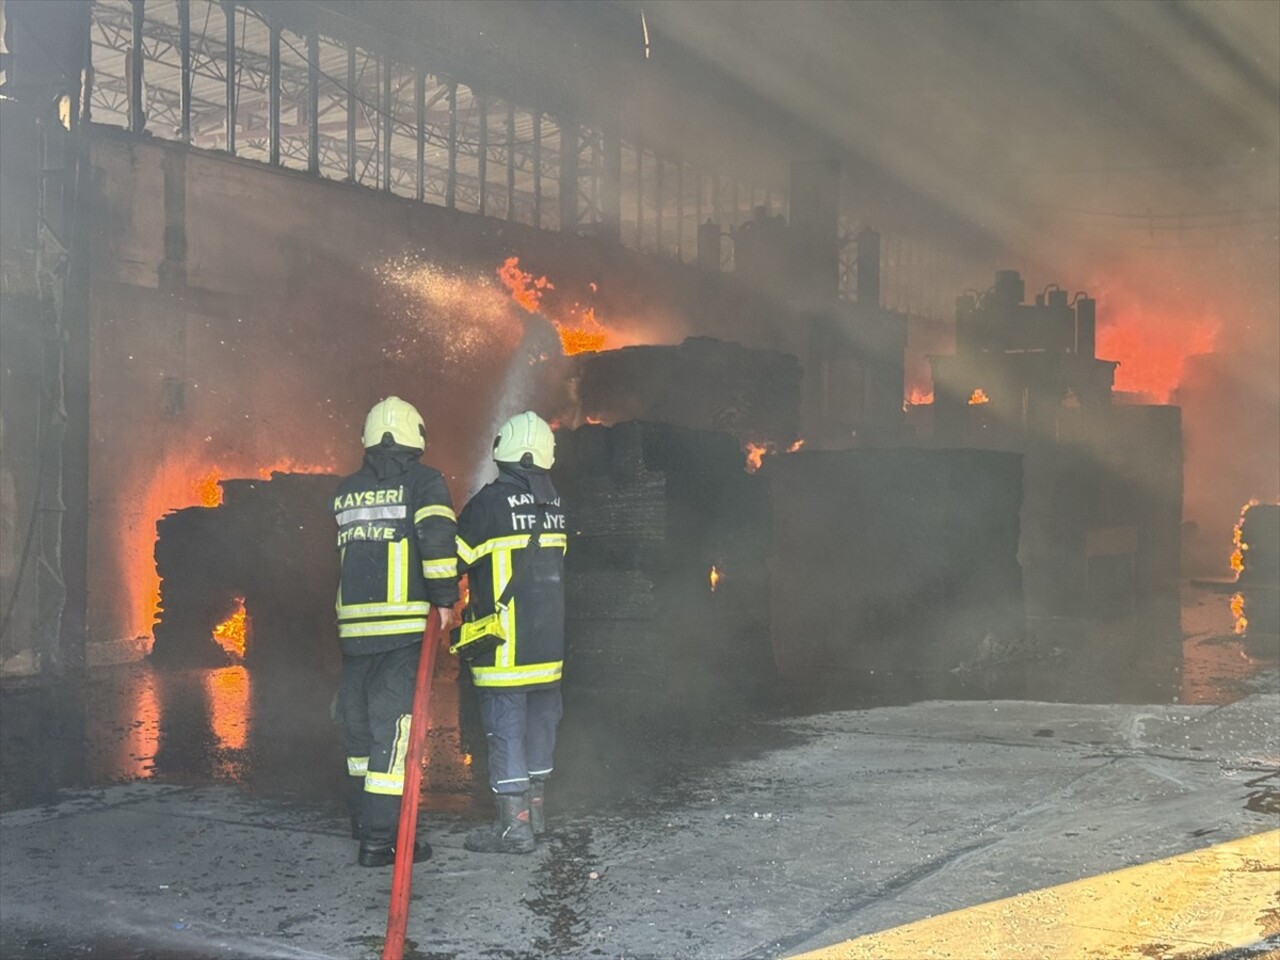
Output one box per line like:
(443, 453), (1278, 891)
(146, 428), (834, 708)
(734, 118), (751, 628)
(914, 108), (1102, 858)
(362, 396), (426, 451)
(493, 411), (555, 469)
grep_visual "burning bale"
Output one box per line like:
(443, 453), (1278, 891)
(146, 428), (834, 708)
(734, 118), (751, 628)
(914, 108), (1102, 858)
(574, 337), (802, 448)
(551, 421), (775, 712)
(152, 473), (340, 669)
(768, 448), (1025, 691)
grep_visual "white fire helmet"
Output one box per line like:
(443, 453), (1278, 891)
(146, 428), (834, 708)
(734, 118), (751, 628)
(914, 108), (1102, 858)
(493, 411), (555, 469)
(362, 396), (426, 451)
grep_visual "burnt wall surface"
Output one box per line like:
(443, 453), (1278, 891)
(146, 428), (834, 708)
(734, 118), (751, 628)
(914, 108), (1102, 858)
(768, 448), (1024, 686)
(81, 128), (798, 649)
(552, 422), (775, 712)
(152, 474), (340, 670)
(575, 338), (802, 446)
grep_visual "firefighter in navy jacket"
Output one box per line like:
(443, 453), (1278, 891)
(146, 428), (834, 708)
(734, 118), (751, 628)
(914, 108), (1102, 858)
(457, 411), (567, 854)
(333, 396), (458, 867)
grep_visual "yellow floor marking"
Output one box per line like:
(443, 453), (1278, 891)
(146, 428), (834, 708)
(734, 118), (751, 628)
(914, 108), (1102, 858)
(791, 829), (1280, 960)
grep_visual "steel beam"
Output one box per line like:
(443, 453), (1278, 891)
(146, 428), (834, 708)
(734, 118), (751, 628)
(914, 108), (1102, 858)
(224, 1), (236, 154)
(446, 82), (457, 208)
(506, 102), (516, 222)
(532, 111), (542, 229)
(415, 70), (425, 201)
(381, 59), (392, 192)
(179, 0), (191, 142)
(559, 118), (578, 230)
(346, 44), (356, 181)
(268, 20), (280, 165)
(655, 155), (664, 250)
(129, 0), (144, 133)
(477, 95), (487, 216)
(307, 31), (319, 173)
(676, 161), (684, 260)
(636, 144), (644, 247)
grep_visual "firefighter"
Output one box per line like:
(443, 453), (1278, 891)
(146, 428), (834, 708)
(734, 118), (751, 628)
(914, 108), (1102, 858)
(455, 411), (567, 854)
(333, 396), (459, 867)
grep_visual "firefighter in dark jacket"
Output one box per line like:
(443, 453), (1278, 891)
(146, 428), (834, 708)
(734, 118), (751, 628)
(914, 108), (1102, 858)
(455, 411), (567, 854)
(333, 396), (459, 867)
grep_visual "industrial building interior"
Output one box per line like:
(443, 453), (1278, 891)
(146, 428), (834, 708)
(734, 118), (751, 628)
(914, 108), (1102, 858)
(0, 1), (1277, 958)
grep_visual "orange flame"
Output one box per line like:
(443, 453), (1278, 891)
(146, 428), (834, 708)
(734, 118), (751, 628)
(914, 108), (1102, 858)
(968, 388), (990, 405)
(743, 442), (772, 474)
(787, 439), (805, 453)
(709, 565), (721, 592)
(1230, 592), (1248, 636)
(1095, 303), (1217, 403)
(212, 598), (248, 660)
(497, 256), (554, 313)
(555, 307), (609, 355)
(495, 256), (619, 355)
(906, 388), (934, 406)
(1229, 499), (1259, 576)
(198, 470), (224, 507)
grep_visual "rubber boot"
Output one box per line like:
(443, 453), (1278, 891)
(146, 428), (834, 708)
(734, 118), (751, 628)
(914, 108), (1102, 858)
(358, 838), (432, 868)
(528, 779), (547, 839)
(463, 793), (536, 854)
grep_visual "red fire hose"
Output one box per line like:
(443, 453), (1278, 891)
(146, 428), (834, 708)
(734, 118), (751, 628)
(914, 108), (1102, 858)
(382, 607), (443, 960)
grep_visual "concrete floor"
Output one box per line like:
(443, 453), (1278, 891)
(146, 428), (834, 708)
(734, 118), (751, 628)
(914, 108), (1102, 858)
(1, 590), (1278, 959)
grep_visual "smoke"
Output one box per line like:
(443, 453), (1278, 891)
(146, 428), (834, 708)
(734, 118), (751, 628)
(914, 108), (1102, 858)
(468, 315), (565, 496)
(631, 1), (1279, 571)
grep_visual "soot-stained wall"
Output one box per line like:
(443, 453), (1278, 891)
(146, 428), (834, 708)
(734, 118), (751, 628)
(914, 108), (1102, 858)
(81, 129), (793, 651)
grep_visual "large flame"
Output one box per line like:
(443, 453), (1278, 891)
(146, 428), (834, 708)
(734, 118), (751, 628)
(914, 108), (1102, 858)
(496, 256), (621, 356)
(1092, 285), (1219, 402)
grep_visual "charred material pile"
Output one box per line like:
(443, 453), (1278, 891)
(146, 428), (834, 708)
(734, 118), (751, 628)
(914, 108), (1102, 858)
(575, 337), (801, 446)
(551, 422), (775, 712)
(152, 473), (340, 669)
(1237, 503), (1280, 644)
(768, 449), (1024, 692)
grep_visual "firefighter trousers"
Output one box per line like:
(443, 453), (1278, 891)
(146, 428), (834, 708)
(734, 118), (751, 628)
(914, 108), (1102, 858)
(478, 685), (563, 795)
(339, 643), (419, 844)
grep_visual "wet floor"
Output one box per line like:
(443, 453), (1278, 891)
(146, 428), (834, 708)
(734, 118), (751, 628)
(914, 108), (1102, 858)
(1, 586), (1275, 816)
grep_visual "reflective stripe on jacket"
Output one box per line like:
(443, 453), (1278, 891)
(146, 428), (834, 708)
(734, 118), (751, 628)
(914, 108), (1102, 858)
(456, 477), (567, 689)
(334, 455), (458, 655)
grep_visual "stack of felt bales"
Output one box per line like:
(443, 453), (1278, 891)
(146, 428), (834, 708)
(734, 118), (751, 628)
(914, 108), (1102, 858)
(767, 448), (1025, 686)
(551, 421), (775, 712)
(152, 473), (339, 669)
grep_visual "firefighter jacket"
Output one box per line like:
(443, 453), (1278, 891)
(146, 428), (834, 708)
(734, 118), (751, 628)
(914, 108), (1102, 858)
(333, 447), (459, 656)
(456, 466), (567, 689)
